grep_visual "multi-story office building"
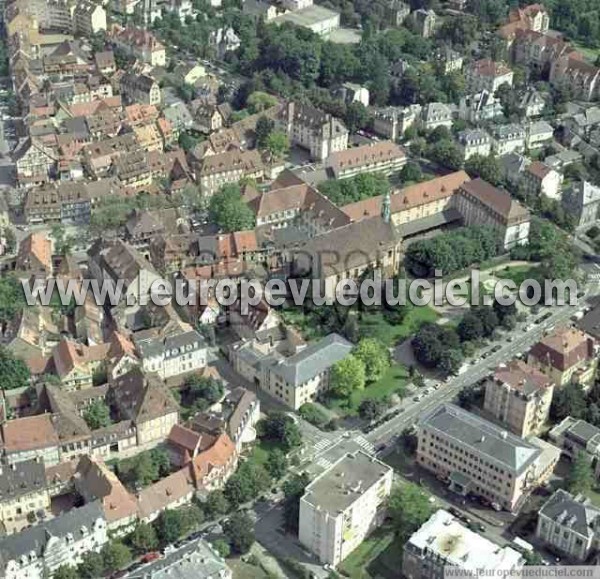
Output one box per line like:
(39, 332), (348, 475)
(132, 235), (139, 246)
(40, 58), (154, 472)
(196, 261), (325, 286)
(403, 509), (524, 579)
(417, 404), (559, 512)
(484, 360), (555, 437)
(299, 451), (393, 566)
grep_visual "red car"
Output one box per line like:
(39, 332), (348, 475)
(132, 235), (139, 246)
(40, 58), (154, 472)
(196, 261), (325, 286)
(141, 552), (161, 563)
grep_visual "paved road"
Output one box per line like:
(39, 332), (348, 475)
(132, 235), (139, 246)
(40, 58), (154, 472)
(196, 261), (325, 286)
(365, 297), (592, 446)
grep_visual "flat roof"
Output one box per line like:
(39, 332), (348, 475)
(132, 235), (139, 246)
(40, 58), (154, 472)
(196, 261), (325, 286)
(273, 5), (340, 28)
(301, 451), (391, 513)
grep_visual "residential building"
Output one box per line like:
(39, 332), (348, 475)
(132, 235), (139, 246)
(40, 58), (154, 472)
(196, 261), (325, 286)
(52, 337), (107, 391)
(436, 47), (464, 74)
(2, 414), (60, 467)
(490, 124), (526, 155)
(197, 149), (264, 197)
(526, 120), (554, 149)
(521, 161), (562, 200)
(545, 149), (583, 171)
(403, 510), (524, 579)
(528, 327), (598, 389)
(484, 360), (555, 437)
(272, 5), (341, 36)
(126, 538), (232, 579)
(24, 181), (91, 224)
(372, 105), (421, 141)
(299, 451), (393, 566)
(110, 25), (166, 67)
(261, 333), (354, 410)
(457, 129), (491, 160)
(519, 89), (546, 118)
(279, 101), (348, 161)
(417, 404), (560, 511)
(193, 103), (225, 133)
(0, 459), (50, 534)
(550, 56), (600, 102)
(562, 181), (600, 230)
(337, 82), (370, 107)
(459, 91), (503, 123)
(549, 417), (600, 463)
(466, 59), (514, 94)
(0, 502), (107, 579)
(208, 27), (241, 59)
(120, 73), (161, 106)
(386, 0), (411, 26)
(411, 9), (436, 38)
(134, 326), (207, 380)
(73, 1), (107, 36)
(536, 489), (600, 561)
(420, 102), (453, 131)
(74, 455), (138, 535)
(327, 141), (406, 179)
(111, 367), (180, 448)
(507, 4), (550, 34)
(95, 51), (116, 75)
(455, 179), (531, 250)
(16, 232), (53, 277)
(12, 137), (57, 185)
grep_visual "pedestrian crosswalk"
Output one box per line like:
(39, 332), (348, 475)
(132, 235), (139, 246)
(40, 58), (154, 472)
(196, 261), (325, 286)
(354, 435), (375, 455)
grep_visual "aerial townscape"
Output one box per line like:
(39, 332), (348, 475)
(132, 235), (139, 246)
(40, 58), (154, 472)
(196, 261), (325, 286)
(3, 0), (600, 578)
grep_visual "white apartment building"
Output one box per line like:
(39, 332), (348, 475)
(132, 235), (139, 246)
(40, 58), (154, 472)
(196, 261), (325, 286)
(73, 1), (108, 36)
(457, 129), (491, 160)
(372, 105), (422, 141)
(537, 489), (600, 561)
(403, 510), (524, 579)
(299, 451), (393, 567)
(134, 328), (207, 380)
(420, 102), (453, 131)
(0, 502), (107, 579)
(417, 404), (560, 512)
(279, 102), (348, 161)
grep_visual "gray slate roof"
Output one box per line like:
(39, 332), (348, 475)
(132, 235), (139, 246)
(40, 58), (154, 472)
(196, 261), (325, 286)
(0, 501), (104, 570)
(420, 404), (541, 475)
(265, 333), (353, 388)
(0, 460), (47, 502)
(540, 489), (600, 539)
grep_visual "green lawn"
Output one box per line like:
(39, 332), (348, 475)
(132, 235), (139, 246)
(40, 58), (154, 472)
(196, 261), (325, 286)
(358, 305), (439, 347)
(494, 264), (539, 286)
(327, 363), (409, 416)
(338, 526), (403, 579)
(244, 439), (285, 468)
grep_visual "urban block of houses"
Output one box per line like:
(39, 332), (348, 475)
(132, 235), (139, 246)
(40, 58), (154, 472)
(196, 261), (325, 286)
(417, 403), (560, 511)
(299, 451), (393, 566)
(484, 360), (555, 437)
(110, 24), (166, 67)
(372, 105), (422, 141)
(528, 327), (598, 389)
(536, 489), (600, 562)
(403, 509), (524, 579)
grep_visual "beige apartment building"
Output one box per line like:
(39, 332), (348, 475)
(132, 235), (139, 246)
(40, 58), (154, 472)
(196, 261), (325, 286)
(484, 360), (555, 437)
(528, 327), (598, 390)
(299, 451), (393, 566)
(197, 150), (264, 197)
(417, 404), (559, 512)
(327, 141), (406, 180)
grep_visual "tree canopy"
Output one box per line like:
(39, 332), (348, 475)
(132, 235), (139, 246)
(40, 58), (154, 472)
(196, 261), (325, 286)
(209, 184), (256, 233)
(0, 347), (31, 391)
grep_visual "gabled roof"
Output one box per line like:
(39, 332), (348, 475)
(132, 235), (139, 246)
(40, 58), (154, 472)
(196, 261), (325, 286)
(459, 179), (530, 222)
(191, 432), (236, 484)
(1, 414), (59, 453)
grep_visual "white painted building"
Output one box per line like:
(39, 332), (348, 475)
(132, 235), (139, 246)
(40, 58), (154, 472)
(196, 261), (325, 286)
(134, 328), (207, 380)
(491, 124), (526, 155)
(403, 510), (524, 579)
(457, 129), (491, 160)
(299, 451), (393, 567)
(0, 502), (107, 579)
